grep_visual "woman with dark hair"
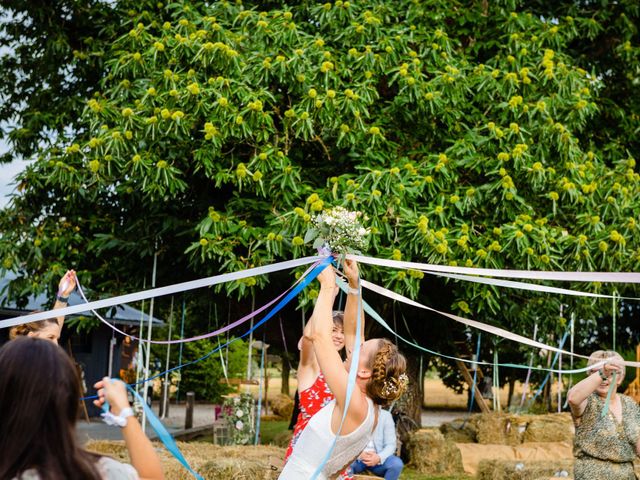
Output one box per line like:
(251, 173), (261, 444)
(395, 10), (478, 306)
(280, 264), (407, 479)
(0, 337), (164, 480)
(9, 269), (77, 343)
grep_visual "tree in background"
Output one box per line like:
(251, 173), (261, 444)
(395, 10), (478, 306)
(1, 0), (639, 419)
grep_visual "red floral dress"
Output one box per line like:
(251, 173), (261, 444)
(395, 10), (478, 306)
(284, 374), (353, 479)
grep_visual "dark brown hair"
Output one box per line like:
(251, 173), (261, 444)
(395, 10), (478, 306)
(0, 337), (102, 479)
(331, 310), (344, 328)
(365, 339), (407, 407)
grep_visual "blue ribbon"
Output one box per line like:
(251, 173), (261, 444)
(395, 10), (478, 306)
(94, 258), (332, 479)
(82, 257), (331, 402)
(101, 380), (204, 480)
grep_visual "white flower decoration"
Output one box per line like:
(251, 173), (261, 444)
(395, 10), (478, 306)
(236, 409), (244, 417)
(235, 420), (244, 430)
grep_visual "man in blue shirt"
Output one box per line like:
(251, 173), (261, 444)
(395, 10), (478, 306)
(349, 408), (404, 480)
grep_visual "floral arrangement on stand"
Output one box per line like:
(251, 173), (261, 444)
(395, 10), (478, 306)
(220, 393), (256, 445)
(304, 206), (370, 255)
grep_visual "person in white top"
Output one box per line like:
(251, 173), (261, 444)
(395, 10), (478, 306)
(0, 337), (164, 480)
(280, 263), (407, 480)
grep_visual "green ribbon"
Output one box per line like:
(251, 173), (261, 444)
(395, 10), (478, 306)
(601, 371), (617, 419)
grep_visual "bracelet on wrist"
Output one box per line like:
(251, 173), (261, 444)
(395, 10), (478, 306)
(101, 407), (134, 428)
(347, 286), (360, 295)
(56, 293), (69, 304)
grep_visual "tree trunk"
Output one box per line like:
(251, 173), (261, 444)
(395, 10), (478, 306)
(507, 378), (515, 410)
(281, 354), (290, 396)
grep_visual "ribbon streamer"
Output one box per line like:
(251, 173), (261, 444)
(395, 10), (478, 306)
(349, 254), (640, 284)
(339, 281), (612, 375)
(601, 371), (618, 418)
(424, 271), (640, 301)
(74, 261), (318, 344)
(101, 380), (203, 480)
(0, 256), (322, 328)
(81, 257), (331, 401)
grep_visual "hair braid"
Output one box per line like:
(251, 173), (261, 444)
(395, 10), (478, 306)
(366, 339), (407, 406)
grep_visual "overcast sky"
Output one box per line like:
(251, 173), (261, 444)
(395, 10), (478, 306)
(0, 139), (25, 208)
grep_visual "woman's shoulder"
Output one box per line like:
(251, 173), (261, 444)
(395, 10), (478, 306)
(97, 457), (139, 480)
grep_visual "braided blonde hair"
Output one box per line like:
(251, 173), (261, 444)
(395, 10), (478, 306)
(365, 339), (407, 406)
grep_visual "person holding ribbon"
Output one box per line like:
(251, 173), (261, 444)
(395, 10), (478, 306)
(0, 337), (164, 480)
(8, 269), (77, 344)
(567, 350), (640, 480)
(280, 263), (407, 479)
(284, 259), (362, 473)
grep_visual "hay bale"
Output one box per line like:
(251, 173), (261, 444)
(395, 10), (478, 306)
(440, 417), (477, 443)
(475, 414), (523, 445)
(88, 440), (284, 480)
(477, 459), (573, 480)
(523, 414), (574, 443)
(405, 428), (464, 475)
(270, 394), (294, 420)
(272, 430), (293, 448)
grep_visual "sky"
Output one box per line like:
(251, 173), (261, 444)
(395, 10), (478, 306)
(0, 139), (25, 208)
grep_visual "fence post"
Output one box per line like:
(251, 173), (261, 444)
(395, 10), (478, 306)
(185, 392), (195, 429)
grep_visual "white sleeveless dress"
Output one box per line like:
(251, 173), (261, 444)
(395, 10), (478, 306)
(280, 398), (377, 479)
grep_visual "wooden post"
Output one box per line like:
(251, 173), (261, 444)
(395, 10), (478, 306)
(455, 360), (490, 413)
(185, 392), (195, 429)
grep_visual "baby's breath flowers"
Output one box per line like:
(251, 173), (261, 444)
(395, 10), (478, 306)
(304, 206), (370, 254)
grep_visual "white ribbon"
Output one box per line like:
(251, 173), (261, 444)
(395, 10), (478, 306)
(0, 256), (323, 329)
(360, 279), (640, 369)
(349, 254), (640, 284)
(424, 271), (640, 301)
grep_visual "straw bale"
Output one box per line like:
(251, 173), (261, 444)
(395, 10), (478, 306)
(514, 442), (572, 462)
(272, 430), (293, 448)
(405, 428), (464, 475)
(455, 442), (517, 475)
(476, 413), (526, 445)
(477, 459), (573, 480)
(522, 413), (574, 443)
(87, 440), (285, 480)
(270, 394), (294, 420)
(440, 417), (477, 443)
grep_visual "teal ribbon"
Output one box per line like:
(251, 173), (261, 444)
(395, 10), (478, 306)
(101, 380), (204, 480)
(601, 371), (617, 419)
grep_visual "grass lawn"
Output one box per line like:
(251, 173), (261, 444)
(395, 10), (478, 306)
(259, 419), (289, 445)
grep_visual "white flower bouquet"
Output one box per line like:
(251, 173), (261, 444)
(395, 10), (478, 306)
(304, 206), (370, 254)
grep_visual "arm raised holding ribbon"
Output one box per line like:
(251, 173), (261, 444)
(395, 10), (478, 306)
(8, 269), (76, 344)
(567, 350), (640, 479)
(342, 259), (365, 357)
(94, 378), (164, 480)
(280, 264), (407, 479)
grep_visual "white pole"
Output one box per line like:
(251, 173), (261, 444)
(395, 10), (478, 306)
(135, 279), (146, 395)
(141, 248), (158, 433)
(558, 304), (563, 413)
(247, 294), (255, 383)
(161, 296), (174, 419)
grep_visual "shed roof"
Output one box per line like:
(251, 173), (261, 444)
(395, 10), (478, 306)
(0, 273), (164, 327)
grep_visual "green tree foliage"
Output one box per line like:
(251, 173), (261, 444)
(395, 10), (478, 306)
(2, 0), (640, 402)
(160, 337), (250, 402)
